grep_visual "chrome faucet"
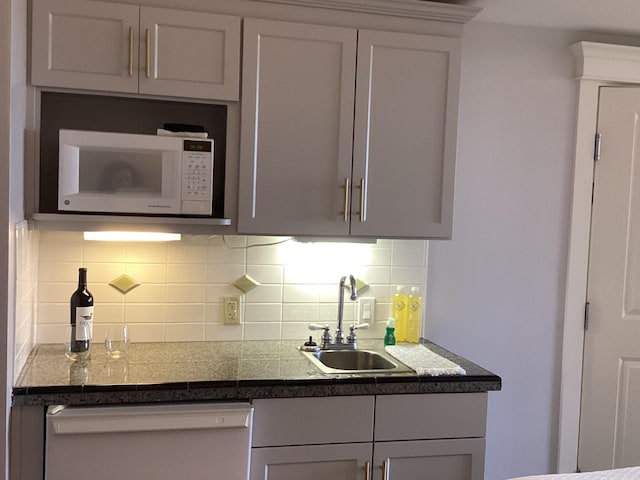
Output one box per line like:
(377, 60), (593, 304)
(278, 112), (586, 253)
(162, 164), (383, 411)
(308, 274), (368, 350)
(336, 275), (357, 344)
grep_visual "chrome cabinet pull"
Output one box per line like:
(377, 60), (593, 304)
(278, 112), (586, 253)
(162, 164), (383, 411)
(343, 177), (350, 222)
(364, 461), (371, 480)
(128, 27), (134, 77)
(382, 459), (389, 480)
(145, 28), (151, 78)
(359, 178), (366, 222)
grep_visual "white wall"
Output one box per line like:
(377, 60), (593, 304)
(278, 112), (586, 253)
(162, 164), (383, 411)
(426, 22), (578, 479)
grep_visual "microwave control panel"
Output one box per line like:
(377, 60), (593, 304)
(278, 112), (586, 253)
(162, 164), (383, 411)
(181, 139), (214, 215)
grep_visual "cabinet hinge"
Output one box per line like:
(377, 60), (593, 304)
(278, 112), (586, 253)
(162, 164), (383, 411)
(594, 133), (601, 162)
(584, 302), (590, 331)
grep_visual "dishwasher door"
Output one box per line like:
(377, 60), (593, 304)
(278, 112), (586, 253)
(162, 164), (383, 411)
(45, 402), (253, 480)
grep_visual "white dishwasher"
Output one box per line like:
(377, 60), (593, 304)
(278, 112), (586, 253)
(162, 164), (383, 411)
(45, 402), (253, 480)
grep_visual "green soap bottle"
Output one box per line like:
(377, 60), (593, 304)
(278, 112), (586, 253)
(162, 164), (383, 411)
(384, 318), (396, 346)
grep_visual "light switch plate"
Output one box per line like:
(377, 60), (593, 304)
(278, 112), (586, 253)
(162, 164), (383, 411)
(358, 297), (375, 325)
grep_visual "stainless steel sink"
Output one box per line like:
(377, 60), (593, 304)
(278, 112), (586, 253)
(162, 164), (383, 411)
(301, 348), (412, 374)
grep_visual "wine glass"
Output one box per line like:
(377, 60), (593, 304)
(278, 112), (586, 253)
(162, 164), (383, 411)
(104, 324), (130, 358)
(64, 324), (91, 361)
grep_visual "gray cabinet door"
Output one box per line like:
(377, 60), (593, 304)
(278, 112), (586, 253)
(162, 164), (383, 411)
(31, 0), (240, 101)
(31, 0), (139, 92)
(373, 439), (485, 480)
(139, 7), (240, 100)
(238, 18), (357, 236)
(351, 30), (460, 239)
(251, 443), (372, 480)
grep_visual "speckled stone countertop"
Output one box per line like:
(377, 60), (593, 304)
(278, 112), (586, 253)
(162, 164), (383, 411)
(12, 339), (501, 406)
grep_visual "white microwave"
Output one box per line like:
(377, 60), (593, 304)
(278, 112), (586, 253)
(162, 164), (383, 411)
(58, 129), (214, 216)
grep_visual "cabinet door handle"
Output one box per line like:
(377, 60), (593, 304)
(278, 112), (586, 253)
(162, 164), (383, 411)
(342, 177), (350, 223)
(128, 27), (134, 77)
(145, 28), (151, 78)
(364, 461), (371, 480)
(382, 459), (389, 480)
(358, 178), (366, 222)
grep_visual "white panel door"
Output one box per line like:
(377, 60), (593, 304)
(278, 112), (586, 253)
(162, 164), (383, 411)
(579, 86), (640, 471)
(31, 0), (139, 92)
(373, 439), (485, 480)
(238, 18), (357, 236)
(351, 30), (459, 239)
(139, 8), (240, 100)
(250, 443), (372, 480)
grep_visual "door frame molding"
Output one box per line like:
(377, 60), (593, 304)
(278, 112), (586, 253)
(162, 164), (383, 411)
(559, 41), (640, 473)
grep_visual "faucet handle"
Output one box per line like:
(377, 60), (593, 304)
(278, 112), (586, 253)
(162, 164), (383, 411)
(309, 323), (330, 331)
(309, 324), (332, 348)
(347, 323), (369, 345)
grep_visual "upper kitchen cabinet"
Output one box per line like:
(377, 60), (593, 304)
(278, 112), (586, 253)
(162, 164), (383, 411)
(238, 18), (357, 237)
(237, 18), (461, 239)
(31, 0), (241, 101)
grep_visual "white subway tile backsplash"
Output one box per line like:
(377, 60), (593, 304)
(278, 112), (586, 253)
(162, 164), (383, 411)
(84, 263), (127, 283)
(282, 304), (319, 323)
(37, 304), (67, 324)
(126, 244), (168, 264)
(245, 303), (282, 323)
(124, 304), (166, 324)
(206, 265), (245, 284)
(246, 265), (283, 284)
(166, 284), (206, 303)
(167, 244), (208, 264)
(166, 264), (206, 284)
(126, 264), (168, 283)
(245, 285), (283, 303)
(38, 283), (75, 303)
(34, 232), (428, 344)
(205, 303), (223, 323)
(127, 323), (165, 343)
(246, 245), (283, 265)
(283, 285), (319, 303)
(244, 322), (281, 340)
(204, 323), (242, 341)
(206, 285), (243, 303)
(94, 304), (125, 324)
(39, 242), (83, 263)
(38, 262), (80, 283)
(93, 283), (128, 303)
(165, 323), (205, 342)
(166, 304), (205, 323)
(125, 284), (167, 303)
(207, 245), (245, 265)
(390, 266), (427, 286)
(84, 242), (126, 263)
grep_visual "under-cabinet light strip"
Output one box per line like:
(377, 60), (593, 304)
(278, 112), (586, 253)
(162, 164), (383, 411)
(83, 232), (181, 242)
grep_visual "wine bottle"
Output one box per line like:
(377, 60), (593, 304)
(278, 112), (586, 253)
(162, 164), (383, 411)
(70, 267), (93, 356)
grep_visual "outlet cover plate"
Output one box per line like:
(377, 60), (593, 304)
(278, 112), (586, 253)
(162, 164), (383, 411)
(223, 296), (241, 325)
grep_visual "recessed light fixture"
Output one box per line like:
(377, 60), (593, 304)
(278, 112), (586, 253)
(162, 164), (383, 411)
(83, 231), (181, 242)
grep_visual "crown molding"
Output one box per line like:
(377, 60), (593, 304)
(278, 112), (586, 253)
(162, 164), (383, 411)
(571, 41), (640, 84)
(256, 0), (481, 23)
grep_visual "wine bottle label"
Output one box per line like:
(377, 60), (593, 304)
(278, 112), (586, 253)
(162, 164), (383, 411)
(75, 306), (94, 340)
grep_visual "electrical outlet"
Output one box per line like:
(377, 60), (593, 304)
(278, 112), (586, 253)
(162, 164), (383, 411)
(223, 296), (241, 325)
(358, 297), (376, 325)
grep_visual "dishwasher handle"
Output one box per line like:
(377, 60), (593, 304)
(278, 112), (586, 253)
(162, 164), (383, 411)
(48, 405), (253, 435)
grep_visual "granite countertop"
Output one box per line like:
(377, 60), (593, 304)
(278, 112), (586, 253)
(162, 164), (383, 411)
(12, 339), (501, 406)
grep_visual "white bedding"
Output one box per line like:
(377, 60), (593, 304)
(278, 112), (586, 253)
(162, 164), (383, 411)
(509, 466), (640, 480)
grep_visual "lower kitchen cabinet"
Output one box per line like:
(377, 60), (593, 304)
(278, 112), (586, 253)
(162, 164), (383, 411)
(251, 394), (488, 480)
(373, 438), (485, 480)
(250, 443), (372, 480)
